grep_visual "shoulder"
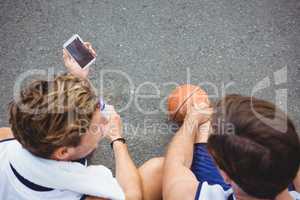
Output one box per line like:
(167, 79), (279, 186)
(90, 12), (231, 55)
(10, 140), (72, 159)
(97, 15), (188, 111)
(0, 127), (14, 141)
(164, 181), (232, 200)
(0, 129), (15, 169)
(290, 190), (300, 199)
(0, 128), (16, 163)
(198, 182), (232, 200)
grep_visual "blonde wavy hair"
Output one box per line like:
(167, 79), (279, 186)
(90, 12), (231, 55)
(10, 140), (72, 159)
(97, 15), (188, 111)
(9, 74), (98, 158)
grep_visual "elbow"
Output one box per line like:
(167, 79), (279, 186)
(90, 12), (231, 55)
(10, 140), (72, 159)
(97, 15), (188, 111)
(125, 190), (143, 200)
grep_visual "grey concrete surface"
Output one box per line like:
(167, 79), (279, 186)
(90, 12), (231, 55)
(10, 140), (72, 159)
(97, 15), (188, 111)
(0, 0), (299, 169)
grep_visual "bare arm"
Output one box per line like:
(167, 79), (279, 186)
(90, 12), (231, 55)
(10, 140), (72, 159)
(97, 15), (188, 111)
(104, 107), (142, 200)
(163, 105), (212, 200)
(163, 121), (200, 200)
(85, 108), (142, 200)
(113, 142), (142, 200)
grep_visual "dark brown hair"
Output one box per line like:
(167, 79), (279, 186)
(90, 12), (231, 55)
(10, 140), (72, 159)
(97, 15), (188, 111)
(9, 74), (98, 158)
(208, 94), (300, 199)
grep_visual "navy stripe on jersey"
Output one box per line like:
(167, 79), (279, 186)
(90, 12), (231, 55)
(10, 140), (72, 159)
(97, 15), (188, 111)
(0, 138), (15, 143)
(5, 138), (88, 193)
(228, 193), (234, 200)
(194, 182), (202, 200)
(72, 158), (87, 166)
(10, 158), (87, 192)
(10, 163), (54, 192)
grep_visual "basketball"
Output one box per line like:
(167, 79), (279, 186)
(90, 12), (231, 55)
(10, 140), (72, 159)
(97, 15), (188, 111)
(167, 84), (209, 123)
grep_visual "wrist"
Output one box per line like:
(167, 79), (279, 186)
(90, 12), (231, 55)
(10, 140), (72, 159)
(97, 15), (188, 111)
(198, 121), (211, 134)
(108, 135), (123, 143)
(113, 141), (126, 148)
(111, 137), (126, 149)
(195, 121), (212, 143)
(112, 141), (127, 153)
(182, 118), (199, 135)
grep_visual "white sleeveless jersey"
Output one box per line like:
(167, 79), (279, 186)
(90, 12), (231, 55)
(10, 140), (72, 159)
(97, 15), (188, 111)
(0, 139), (125, 200)
(0, 139), (84, 200)
(197, 182), (300, 200)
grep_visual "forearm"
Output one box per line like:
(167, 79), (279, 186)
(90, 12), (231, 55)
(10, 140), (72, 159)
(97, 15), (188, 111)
(113, 142), (142, 200)
(194, 121), (211, 144)
(163, 121), (199, 200)
(163, 106), (211, 200)
(165, 120), (197, 168)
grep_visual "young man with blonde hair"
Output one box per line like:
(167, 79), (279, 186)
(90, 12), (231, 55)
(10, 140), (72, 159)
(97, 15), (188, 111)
(0, 43), (142, 200)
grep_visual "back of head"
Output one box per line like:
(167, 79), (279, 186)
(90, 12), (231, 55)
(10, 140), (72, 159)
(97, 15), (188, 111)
(9, 74), (98, 158)
(208, 94), (300, 199)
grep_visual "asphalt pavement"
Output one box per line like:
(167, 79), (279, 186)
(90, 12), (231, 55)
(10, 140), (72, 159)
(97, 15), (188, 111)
(0, 0), (299, 169)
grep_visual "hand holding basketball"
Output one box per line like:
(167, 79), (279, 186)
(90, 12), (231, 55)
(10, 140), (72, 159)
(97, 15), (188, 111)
(184, 103), (213, 127)
(167, 84), (210, 123)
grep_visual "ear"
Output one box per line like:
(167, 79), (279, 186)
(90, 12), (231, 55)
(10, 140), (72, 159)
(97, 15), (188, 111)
(51, 146), (75, 161)
(219, 170), (232, 184)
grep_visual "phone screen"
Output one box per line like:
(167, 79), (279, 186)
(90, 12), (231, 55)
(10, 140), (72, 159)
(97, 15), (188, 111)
(66, 38), (95, 68)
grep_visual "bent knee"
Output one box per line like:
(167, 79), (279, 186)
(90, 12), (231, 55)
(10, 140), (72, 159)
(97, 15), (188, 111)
(140, 157), (164, 174)
(148, 157), (164, 168)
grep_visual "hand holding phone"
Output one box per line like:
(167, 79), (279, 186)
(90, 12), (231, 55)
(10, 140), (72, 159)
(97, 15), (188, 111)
(63, 34), (96, 79)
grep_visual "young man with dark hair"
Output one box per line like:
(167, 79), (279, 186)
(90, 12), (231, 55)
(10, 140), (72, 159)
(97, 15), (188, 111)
(140, 94), (300, 200)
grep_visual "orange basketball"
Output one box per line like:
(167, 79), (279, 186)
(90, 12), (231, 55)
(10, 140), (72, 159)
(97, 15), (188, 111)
(167, 84), (209, 123)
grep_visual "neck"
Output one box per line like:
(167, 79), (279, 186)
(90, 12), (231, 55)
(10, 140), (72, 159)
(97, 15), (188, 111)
(275, 189), (293, 200)
(234, 188), (292, 200)
(235, 194), (268, 200)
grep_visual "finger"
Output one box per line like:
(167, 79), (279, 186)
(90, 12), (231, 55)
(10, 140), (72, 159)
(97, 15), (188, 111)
(63, 49), (71, 68)
(63, 49), (71, 59)
(84, 42), (96, 56)
(189, 106), (213, 122)
(63, 49), (67, 59)
(100, 124), (109, 136)
(193, 102), (212, 111)
(205, 97), (211, 106)
(89, 47), (96, 57)
(84, 42), (91, 47)
(104, 105), (116, 118)
(63, 49), (67, 57)
(83, 66), (90, 73)
(193, 105), (213, 112)
(192, 100), (210, 108)
(193, 107), (213, 117)
(83, 42), (92, 50)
